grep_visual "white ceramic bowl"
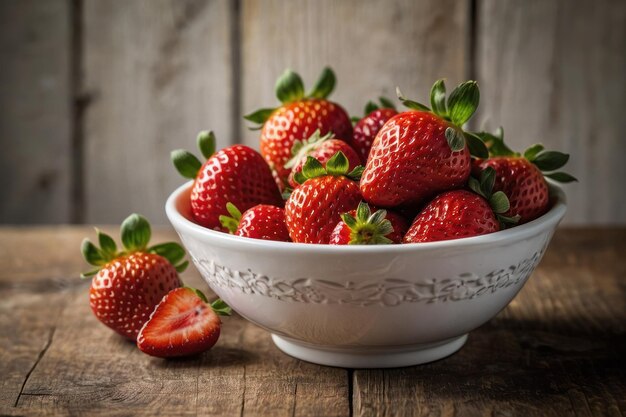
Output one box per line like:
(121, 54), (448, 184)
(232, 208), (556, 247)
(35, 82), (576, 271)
(166, 181), (566, 368)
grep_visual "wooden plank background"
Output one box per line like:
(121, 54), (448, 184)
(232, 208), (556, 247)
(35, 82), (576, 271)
(1, 0), (624, 225)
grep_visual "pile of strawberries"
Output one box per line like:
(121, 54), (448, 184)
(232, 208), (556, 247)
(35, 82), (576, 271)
(81, 67), (575, 359)
(173, 67), (575, 245)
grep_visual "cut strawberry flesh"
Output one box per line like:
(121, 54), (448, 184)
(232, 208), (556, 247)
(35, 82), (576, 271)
(137, 288), (221, 358)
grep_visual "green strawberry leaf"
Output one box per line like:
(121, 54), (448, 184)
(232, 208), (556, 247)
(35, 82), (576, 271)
(301, 156), (326, 179)
(341, 212), (358, 229)
(497, 214), (521, 229)
(465, 132), (489, 159)
(275, 69), (305, 104)
(545, 171), (578, 183)
(243, 107), (275, 125)
(476, 129), (517, 157)
(147, 242), (186, 266)
(430, 79), (447, 118)
(355, 201), (371, 222)
(347, 166), (364, 181)
(186, 287), (209, 303)
(468, 176), (484, 198)
(523, 144), (545, 161)
(293, 171), (307, 185)
(368, 209), (387, 225)
(308, 67), (336, 99)
(175, 260), (189, 273)
(171, 149), (202, 179)
(219, 202), (242, 234)
(489, 191), (510, 214)
(120, 213), (151, 252)
(80, 268), (100, 279)
(197, 131), (216, 159)
(444, 127), (465, 152)
(447, 81), (479, 126)
(480, 166), (496, 197)
(210, 299), (233, 316)
(532, 151), (570, 171)
(364, 101), (379, 115)
(326, 151), (349, 176)
(396, 87), (430, 111)
(378, 96), (396, 110)
(81, 239), (106, 266)
(96, 229), (117, 258)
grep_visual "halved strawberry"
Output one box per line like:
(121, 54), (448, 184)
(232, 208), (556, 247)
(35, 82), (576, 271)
(171, 131), (282, 231)
(285, 130), (361, 189)
(219, 203), (290, 242)
(244, 68), (353, 184)
(352, 97), (398, 161)
(473, 128), (577, 223)
(329, 201), (408, 245)
(403, 167), (518, 243)
(360, 80), (489, 208)
(137, 287), (231, 358)
(81, 214), (186, 340)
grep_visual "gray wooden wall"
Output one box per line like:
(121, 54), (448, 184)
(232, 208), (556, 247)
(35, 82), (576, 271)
(1, 0), (624, 225)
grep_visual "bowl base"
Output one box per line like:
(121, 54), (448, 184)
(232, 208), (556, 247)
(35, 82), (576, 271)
(271, 334), (468, 368)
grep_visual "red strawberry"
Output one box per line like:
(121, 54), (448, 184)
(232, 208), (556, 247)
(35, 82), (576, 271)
(137, 287), (232, 358)
(244, 68), (353, 183)
(171, 131), (282, 231)
(403, 168), (517, 243)
(285, 152), (363, 243)
(81, 214), (186, 340)
(219, 203), (290, 242)
(352, 98), (398, 161)
(360, 80), (489, 208)
(329, 202), (408, 245)
(285, 130), (361, 189)
(472, 129), (577, 223)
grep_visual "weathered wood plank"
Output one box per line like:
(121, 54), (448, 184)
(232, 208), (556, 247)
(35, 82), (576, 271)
(0, 0), (72, 224)
(475, 0), (626, 225)
(240, 0), (470, 147)
(83, 0), (235, 224)
(353, 229), (626, 417)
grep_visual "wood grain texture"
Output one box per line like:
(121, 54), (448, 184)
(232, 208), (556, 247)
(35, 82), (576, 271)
(0, 227), (349, 416)
(240, 0), (470, 147)
(353, 229), (626, 417)
(475, 0), (626, 225)
(82, 0), (235, 225)
(0, 0), (72, 224)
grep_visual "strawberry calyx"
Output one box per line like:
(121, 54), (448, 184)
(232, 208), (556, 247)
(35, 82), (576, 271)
(184, 287), (233, 316)
(351, 97), (396, 122)
(293, 151), (364, 185)
(284, 129), (334, 169)
(467, 167), (520, 228)
(396, 80), (488, 158)
(341, 202), (394, 245)
(476, 128), (578, 183)
(244, 67), (337, 129)
(80, 213), (189, 278)
(218, 203), (242, 234)
(171, 131), (216, 179)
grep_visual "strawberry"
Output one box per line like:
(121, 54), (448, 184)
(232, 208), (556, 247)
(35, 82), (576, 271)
(403, 167), (517, 243)
(360, 79), (489, 208)
(171, 131), (282, 231)
(352, 97), (398, 161)
(219, 202), (290, 242)
(81, 214), (187, 340)
(329, 201), (408, 245)
(473, 128), (577, 223)
(285, 152), (363, 243)
(244, 67), (353, 184)
(137, 287), (232, 358)
(285, 130), (361, 189)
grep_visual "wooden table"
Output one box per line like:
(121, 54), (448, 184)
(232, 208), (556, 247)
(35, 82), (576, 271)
(1, 227), (624, 417)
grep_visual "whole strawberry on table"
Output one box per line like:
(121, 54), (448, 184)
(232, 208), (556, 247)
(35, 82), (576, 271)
(173, 69), (575, 246)
(81, 213), (231, 358)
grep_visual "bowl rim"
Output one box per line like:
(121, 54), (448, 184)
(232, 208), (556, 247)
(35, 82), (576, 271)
(166, 180), (567, 253)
